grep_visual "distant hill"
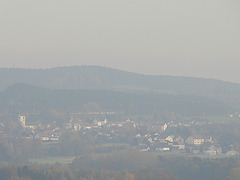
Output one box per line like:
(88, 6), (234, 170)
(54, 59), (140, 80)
(1, 66), (240, 108)
(0, 84), (234, 118)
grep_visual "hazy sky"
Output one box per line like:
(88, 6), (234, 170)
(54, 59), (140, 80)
(0, 0), (239, 82)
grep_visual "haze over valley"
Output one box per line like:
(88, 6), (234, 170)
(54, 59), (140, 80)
(1, 0), (240, 179)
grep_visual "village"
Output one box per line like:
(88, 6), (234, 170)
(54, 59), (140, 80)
(13, 114), (239, 157)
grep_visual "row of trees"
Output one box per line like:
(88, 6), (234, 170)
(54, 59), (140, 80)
(72, 152), (240, 180)
(1, 158), (240, 180)
(0, 166), (178, 180)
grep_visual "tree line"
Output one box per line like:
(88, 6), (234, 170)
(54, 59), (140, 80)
(1, 156), (240, 180)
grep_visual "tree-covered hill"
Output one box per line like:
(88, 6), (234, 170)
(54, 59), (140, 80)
(0, 84), (233, 117)
(1, 66), (240, 108)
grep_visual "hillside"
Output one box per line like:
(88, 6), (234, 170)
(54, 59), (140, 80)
(0, 84), (233, 119)
(1, 66), (240, 108)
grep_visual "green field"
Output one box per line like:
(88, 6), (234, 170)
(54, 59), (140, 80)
(29, 156), (79, 165)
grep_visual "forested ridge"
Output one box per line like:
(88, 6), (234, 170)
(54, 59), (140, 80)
(0, 84), (233, 118)
(1, 66), (240, 108)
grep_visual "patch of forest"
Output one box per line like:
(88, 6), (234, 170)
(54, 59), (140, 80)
(0, 84), (233, 121)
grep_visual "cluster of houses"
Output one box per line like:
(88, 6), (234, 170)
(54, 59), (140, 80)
(17, 115), (239, 156)
(18, 115), (61, 141)
(137, 133), (225, 156)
